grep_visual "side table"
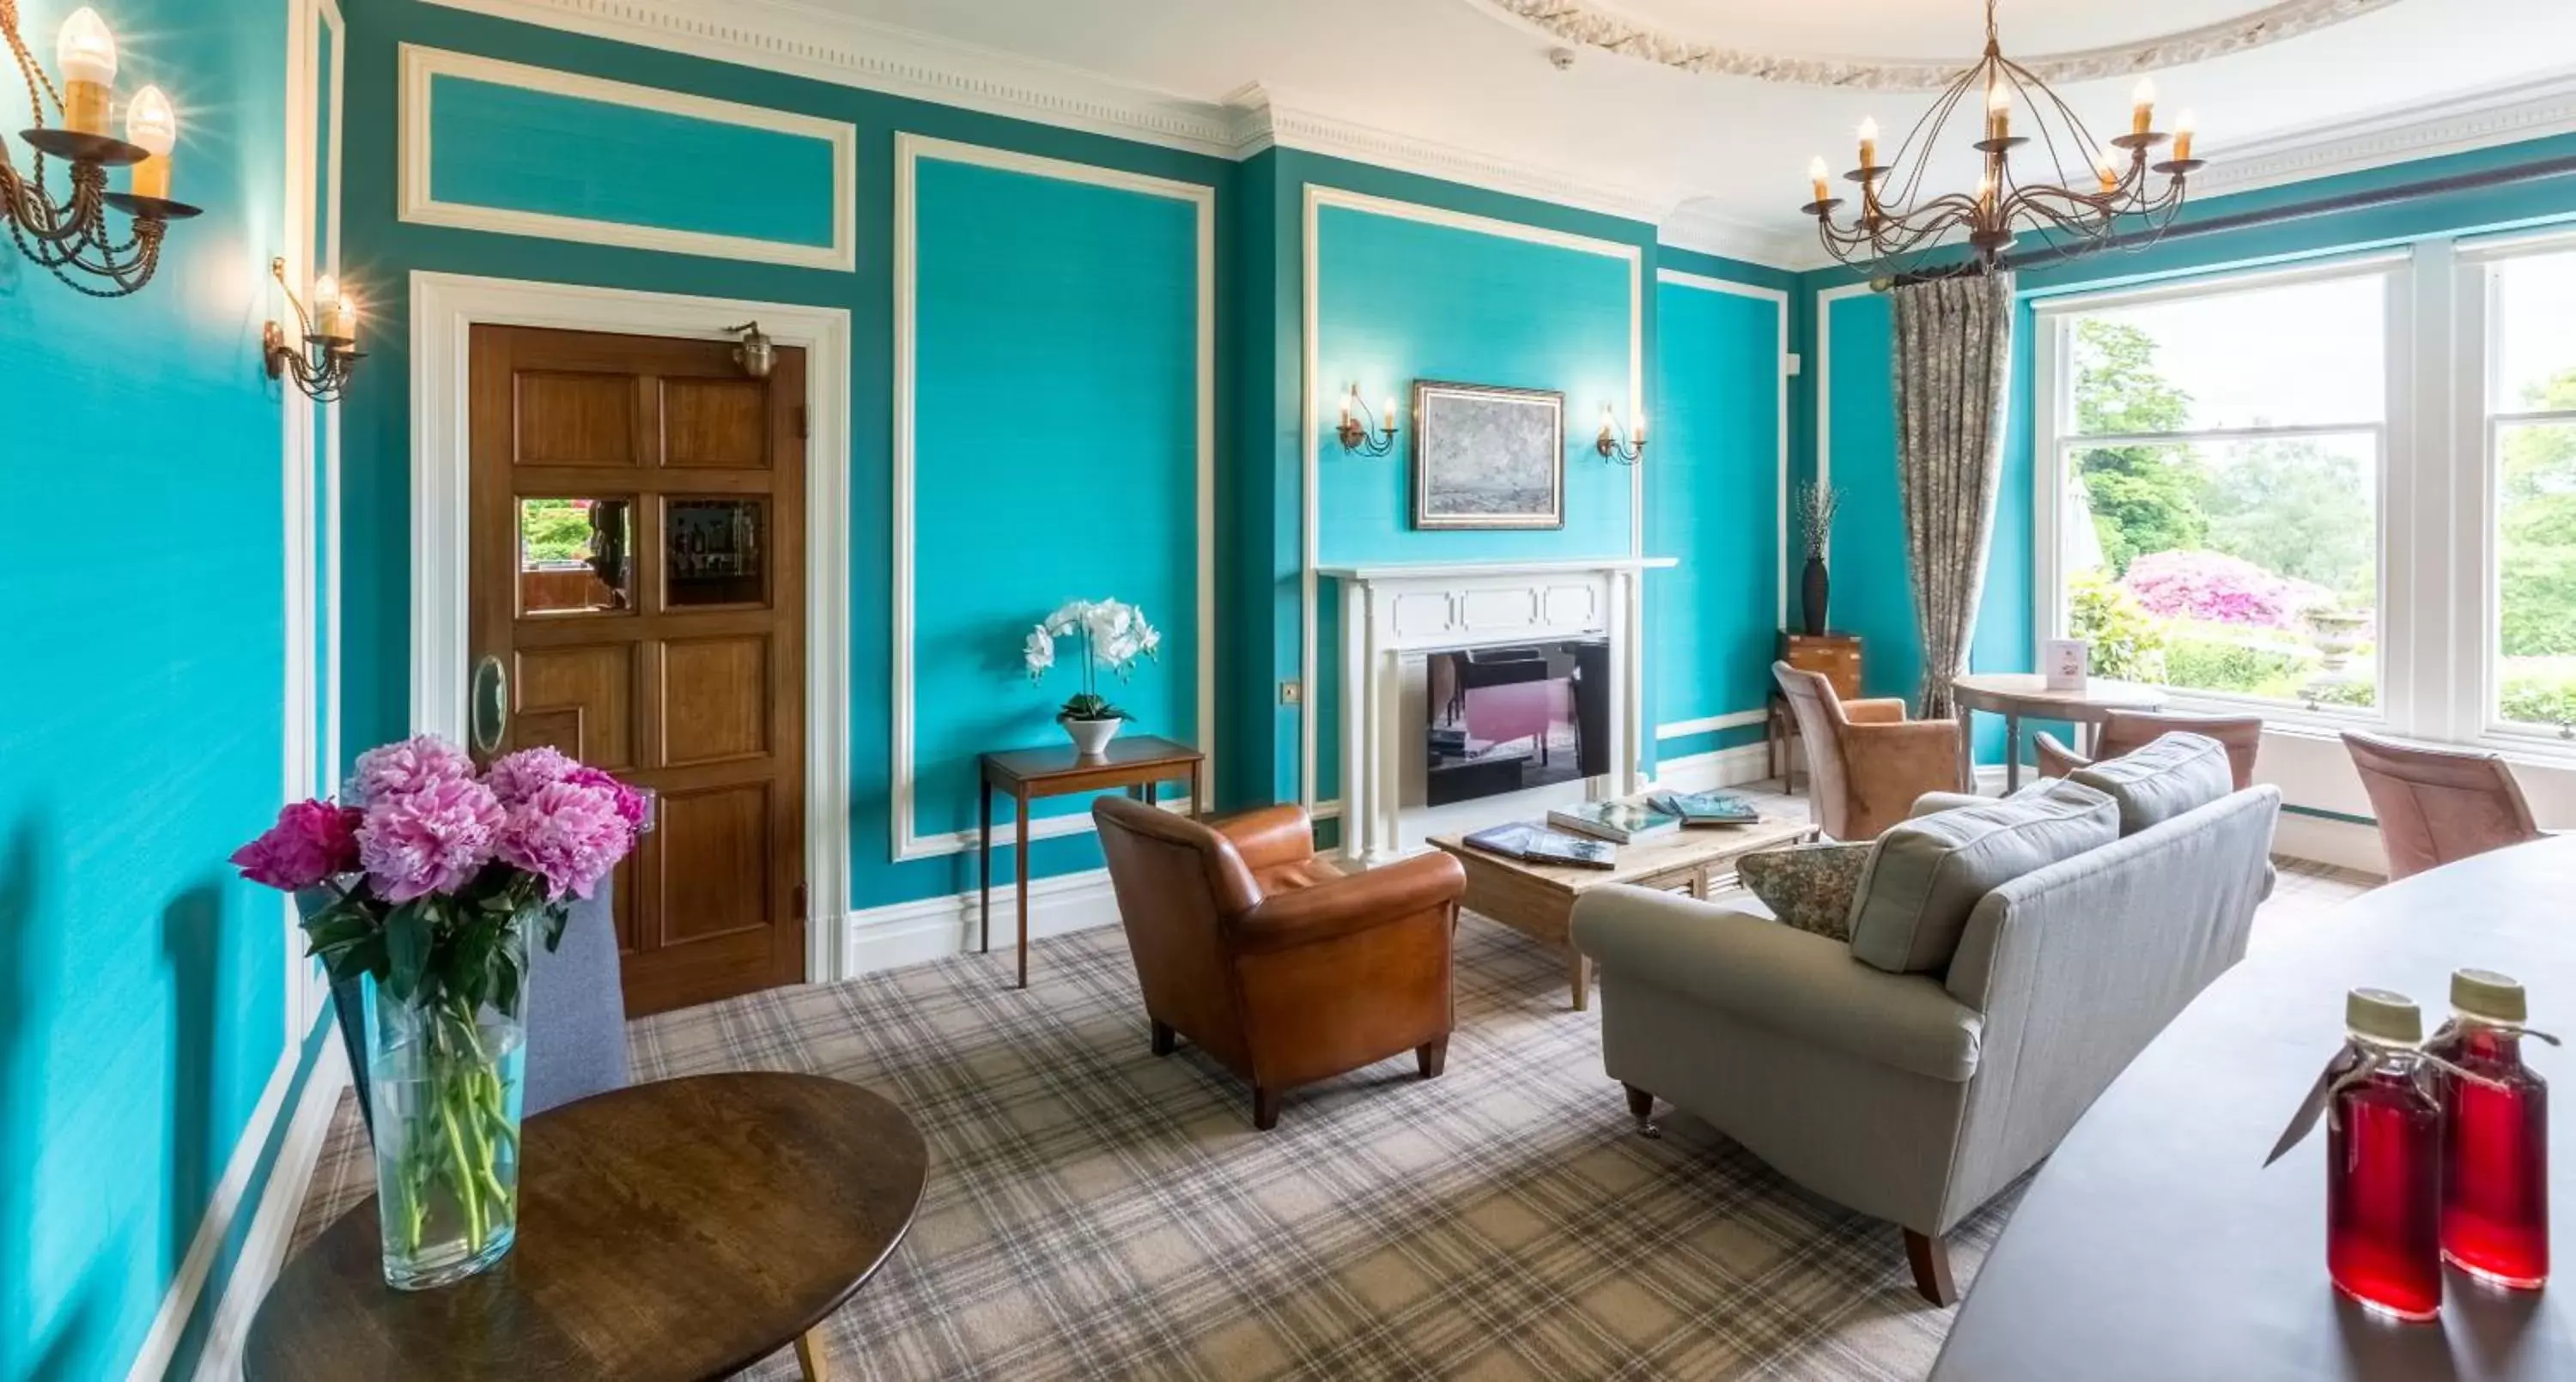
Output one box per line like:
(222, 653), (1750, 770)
(981, 735), (1204, 989)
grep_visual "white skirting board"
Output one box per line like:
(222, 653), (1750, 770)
(1647, 742), (1775, 795)
(2273, 810), (2391, 877)
(843, 868), (1126, 977)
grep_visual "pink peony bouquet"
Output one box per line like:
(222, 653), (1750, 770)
(232, 736), (651, 1009)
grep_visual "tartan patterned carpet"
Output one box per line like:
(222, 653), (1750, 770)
(292, 861), (2374, 1380)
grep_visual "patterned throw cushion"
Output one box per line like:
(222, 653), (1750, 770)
(1736, 841), (1873, 942)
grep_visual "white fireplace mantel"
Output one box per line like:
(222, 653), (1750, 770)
(1316, 555), (1678, 865)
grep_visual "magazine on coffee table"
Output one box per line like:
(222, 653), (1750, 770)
(1462, 822), (1618, 870)
(1648, 790), (1763, 827)
(1546, 800), (1682, 844)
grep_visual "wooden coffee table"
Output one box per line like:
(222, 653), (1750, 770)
(1430, 815), (1817, 1010)
(244, 1073), (928, 1382)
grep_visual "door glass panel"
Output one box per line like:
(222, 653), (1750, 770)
(665, 497), (767, 608)
(518, 497), (632, 615)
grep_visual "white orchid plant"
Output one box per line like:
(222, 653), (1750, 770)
(1024, 598), (1162, 723)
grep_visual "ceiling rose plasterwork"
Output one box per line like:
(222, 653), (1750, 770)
(1474, 0), (2403, 91)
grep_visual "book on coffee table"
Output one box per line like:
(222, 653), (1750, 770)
(1648, 790), (1763, 827)
(1462, 822), (1618, 870)
(1546, 800), (1682, 845)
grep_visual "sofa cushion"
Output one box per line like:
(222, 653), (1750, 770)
(1736, 841), (1872, 941)
(1847, 779), (2120, 974)
(2070, 731), (2233, 836)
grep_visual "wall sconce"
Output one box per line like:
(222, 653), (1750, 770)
(1595, 404), (1647, 465)
(0, 4), (199, 296)
(264, 258), (361, 402)
(1334, 384), (1398, 457)
(728, 321), (775, 379)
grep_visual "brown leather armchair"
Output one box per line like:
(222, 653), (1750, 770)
(2342, 731), (2549, 880)
(1773, 662), (1964, 842)
(1091, 798), (1467, 1129)
(2037, 710), (2265, 789)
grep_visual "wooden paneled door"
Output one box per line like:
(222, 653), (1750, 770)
(468, 325), (806, 1017)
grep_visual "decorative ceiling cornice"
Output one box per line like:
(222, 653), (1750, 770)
(416, 0), (2575, 273)
(1471, 0), (2402, 92)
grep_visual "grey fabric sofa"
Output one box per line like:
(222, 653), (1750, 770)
(1571, 774), (2281, 1306)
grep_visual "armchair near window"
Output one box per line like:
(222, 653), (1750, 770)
(1091, 798), (1466, 1129)
(2037, 710), (2263, 789)
(1773, 662), (1965, 841)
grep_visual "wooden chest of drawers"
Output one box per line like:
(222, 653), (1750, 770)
(1780, 633), (1862, 699)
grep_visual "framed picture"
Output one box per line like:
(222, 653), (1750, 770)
(1411, 380), (1564, 530)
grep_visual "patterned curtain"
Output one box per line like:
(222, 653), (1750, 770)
(1891, 271), (2014, 719)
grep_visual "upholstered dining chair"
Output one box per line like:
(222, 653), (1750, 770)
(2342, 731), (2549, 880)
(322, 886), (632, 1140)
(2038, 710), (2264, 790)
(1091, 797), (1466, 1129)
(1772, 662), (1965, 842)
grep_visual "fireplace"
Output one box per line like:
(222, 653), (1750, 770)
(1316, 556), (1674, 864)
(1425, 640), (1611, 805)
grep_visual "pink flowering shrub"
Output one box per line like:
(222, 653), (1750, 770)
(2118, 550), (2334, 630)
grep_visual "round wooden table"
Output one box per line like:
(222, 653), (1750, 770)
(1933, 836), (2576, 1382)
(245, 1072), (928, 1382)
(1948, 673), (2166, 792)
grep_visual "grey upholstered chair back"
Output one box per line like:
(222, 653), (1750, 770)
(326, 885), (631, 1139)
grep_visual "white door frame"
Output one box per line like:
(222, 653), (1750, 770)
(409, 270), (854, 983)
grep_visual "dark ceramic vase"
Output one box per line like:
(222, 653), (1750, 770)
(1800, 556), (1831, 637)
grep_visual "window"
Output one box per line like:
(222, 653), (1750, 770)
(2485, 247), (2576, 736)
(2044, 266), (2391, 713)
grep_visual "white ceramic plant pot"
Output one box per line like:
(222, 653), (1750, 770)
(1060, 715), (1121, 758)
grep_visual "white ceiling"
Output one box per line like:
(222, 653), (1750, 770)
(489, 0), (2576, 263)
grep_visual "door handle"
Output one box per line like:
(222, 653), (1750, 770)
(470, 654), (508, 755)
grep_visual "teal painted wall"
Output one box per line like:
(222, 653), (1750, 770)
(426, 70), (841, 249)
(1799, 132), (2576, 766)
(1650, 273), (1784, 747)
(337, 0), (1235, 908)
(1312, 206), (1636, 566)
(909, 156), (1206, 838)
(0, 2), (310, 1378)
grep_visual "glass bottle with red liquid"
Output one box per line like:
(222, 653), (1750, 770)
(2327, 988), (2445, 1321)
(2427, 967), (2549, 1289)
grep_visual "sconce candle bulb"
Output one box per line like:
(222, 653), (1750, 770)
(54, 7), (115, 133)
(124, 83), (173, 200)
(1596, 403), (1647, 465)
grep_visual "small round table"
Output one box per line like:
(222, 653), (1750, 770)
(1948, 673), (2167, 792)
(245, 1072), (928, 1382)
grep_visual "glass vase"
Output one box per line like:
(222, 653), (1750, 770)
(362, 923), (531, 1290)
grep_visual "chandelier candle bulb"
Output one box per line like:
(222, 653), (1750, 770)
(1985, 83), (2011, 141)
(124, 84), (174, 200)
(2095, 154), (2119, 193)
(2172, 109), (2197, 162)
(54, 7), (117, 135)
(1857, 117), (1879, 170)
(2130, 77), (2157, 136)
(1807, 155), (1831, 207)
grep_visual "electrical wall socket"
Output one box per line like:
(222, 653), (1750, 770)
(1279, 681), (1303, 706)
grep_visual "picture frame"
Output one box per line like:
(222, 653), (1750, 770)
(1410, 380), (1565, 530)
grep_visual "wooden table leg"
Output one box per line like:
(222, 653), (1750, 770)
(1015, 794), (1031, 991)
(978, 778), (993, 955)
(1570, 948), (1591, 1012)
(2004, 712), (2023, 793)
(1953, 702), (1977, 794)
(1189, 762), (1203, 818)
(795, 1327), (831, 1381)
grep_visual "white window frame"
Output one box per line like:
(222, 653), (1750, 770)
(2031, 253), (2407, 732)
(2463, 226), (2576, 753)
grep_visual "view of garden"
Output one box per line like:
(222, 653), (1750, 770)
(2062, 297), (2576, 730)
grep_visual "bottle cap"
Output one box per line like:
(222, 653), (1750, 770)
(2346, 987), (2422, 1046)
(2451, 968), (2528, 1025)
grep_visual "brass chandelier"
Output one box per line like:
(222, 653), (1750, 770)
(0, 1), (198, 297)
(1801, 0), (2203, 274)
